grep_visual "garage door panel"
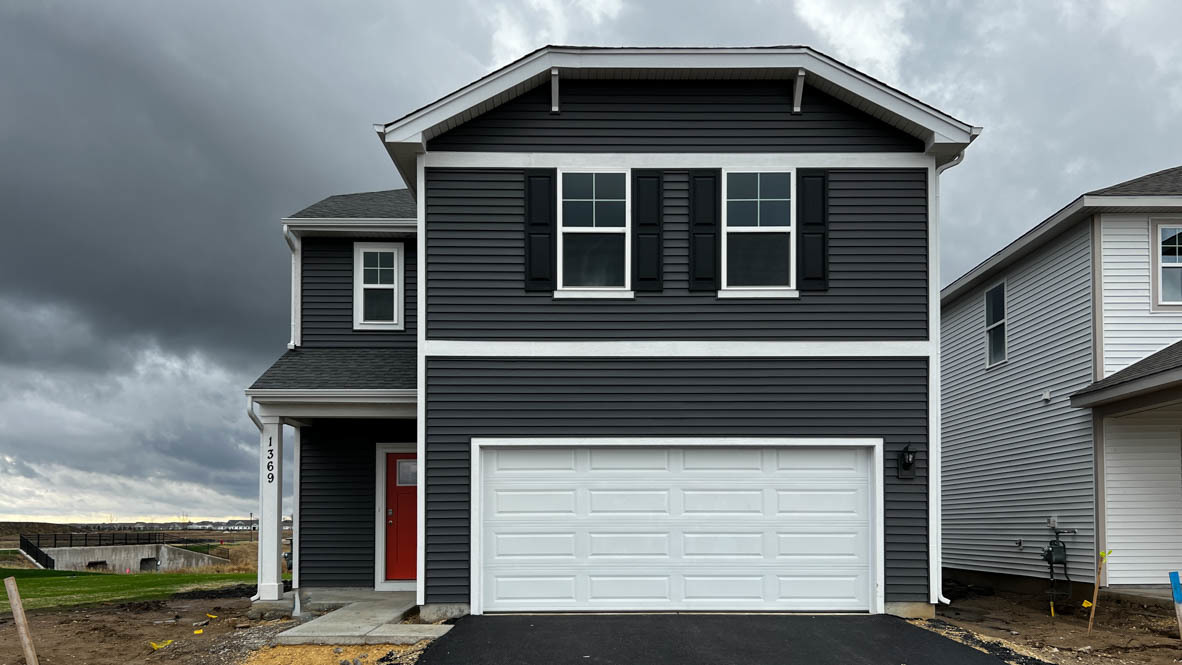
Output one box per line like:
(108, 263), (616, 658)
(481, 446), (874, 612)
(494, 448), (576, 472)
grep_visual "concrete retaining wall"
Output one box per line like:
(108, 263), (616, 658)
(44, 544), (228, 573)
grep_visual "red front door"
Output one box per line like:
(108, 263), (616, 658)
(385, 453), (417, 580)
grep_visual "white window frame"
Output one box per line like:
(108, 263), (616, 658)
(353, 242), (405, 331)
(984, 280), (1007, 368)
(719, 168), (799, 299)
(555, 168), (633, 299)
(1155, 221), (1182, 306)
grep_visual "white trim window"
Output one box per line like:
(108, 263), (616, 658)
(720, 169), (797, 297)
(1158, 224), (1182, 305)
(353, 242), (405, 330)
(984, 282), (1006, 367)
(556, 169), (631, 297)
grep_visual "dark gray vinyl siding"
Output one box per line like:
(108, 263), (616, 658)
(426, 168), (928, 339)
(299, 419), (415, 587)
(424, 357), (929, 604)
(301, 238), (417, 348)
(427, 80), (923, 153)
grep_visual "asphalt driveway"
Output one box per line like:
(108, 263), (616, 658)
(417, 614), (1011, 665)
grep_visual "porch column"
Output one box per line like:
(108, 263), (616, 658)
(257, 416), (284, 601)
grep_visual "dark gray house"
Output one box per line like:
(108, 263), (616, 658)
(246, 45), (980, 619)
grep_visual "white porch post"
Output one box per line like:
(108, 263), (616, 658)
(257, 416), (285, 601)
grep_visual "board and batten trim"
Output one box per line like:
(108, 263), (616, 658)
(424, 152), (934, 170)
(425, 340), (933, 357)
(374, 442), (416, 592)
(468, 436), (886, 616)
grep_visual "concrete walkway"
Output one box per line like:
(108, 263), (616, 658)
(276, 592), (451, 645)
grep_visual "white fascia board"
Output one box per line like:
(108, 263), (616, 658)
(380, 47), (978, 148)
(1070, 369), (1182, 409)
(245, 388), (417, 403)
(1082, 195), (1182, 208)
(282, 218), (417, 234)
(425, 340), (932, 357)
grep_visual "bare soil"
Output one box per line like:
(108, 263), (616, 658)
(0, 589), (287, 665)
(917, 584), (1182, 665)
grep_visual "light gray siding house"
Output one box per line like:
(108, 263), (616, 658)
(942, 165), (1182, 588)
(246, 45), (982, 619)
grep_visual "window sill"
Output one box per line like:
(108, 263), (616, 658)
(354, 322), (405, 331)
(716, 288), (800, 299)
(553, 289), (635, 300)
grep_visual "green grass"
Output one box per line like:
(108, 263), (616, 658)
(0, 550), (34, 568)
(0, 567), (256, 611)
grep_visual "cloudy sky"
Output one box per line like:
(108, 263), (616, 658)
(2, 0), (1180, 522)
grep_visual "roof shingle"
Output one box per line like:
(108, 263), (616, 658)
(1087, 165), (1182, 197)
(1074, 339), (1182, 397)
(250, 348), (415, 390)
(289, 189), (415, 219)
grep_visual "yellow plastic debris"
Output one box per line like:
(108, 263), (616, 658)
(150, 640), (174, 650)
(1082, 599), (1093, 608)
(207, 613), (218, 618)
(193, 629), (204, 635)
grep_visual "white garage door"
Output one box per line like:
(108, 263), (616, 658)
(478, 444), (876, 612)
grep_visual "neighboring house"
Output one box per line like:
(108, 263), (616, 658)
(942, 165), (1182, 589)
(246, 45), (981, 619)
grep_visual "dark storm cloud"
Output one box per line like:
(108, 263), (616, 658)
(2, 0), (1182, 519)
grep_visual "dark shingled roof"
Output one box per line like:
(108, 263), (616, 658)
(1088, 165), (1182, 196)
(250, 348), (415, 390)
(289, 189), (415, 219)
(1074, 339), (1182, 397)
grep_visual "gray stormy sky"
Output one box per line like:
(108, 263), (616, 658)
(1, 0), (1180, 521)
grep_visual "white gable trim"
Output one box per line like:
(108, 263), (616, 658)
(378, 47), (978, 149)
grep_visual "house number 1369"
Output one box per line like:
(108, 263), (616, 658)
(266, 436), (275, 483)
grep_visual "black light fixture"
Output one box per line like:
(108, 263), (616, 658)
(897, 444), (916, 479)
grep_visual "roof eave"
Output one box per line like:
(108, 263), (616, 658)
(1070, 368), (1182, 409)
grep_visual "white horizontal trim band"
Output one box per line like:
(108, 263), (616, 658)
(425, 340), (932, 357)
(472, 436), (884, 448)
(424, 152), (935, 170)
(245, 388), (417, 402)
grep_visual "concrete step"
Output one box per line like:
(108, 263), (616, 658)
(275, 596), (435, 646)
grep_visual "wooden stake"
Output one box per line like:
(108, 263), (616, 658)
(1087, 551), (1109, 634)
(4, 576), (40, 665)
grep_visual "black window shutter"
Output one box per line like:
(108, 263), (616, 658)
(523, 168), (557, 292)
(631, 170), (663, 292)
(688, 169), (721, 292)
(796, 169), (829, 291)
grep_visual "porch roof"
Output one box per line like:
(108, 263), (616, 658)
(250, 348), (416, 390)
(1071, 339), (1182, 408)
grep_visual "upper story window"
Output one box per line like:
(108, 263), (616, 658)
(985, 283), (1006, 367)
(1159, 225), (1182, 305)
(558, 170), (630, 296)
(353, 242), (404, 330)
(721, 170), (796, 295)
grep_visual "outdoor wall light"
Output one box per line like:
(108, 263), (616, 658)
(897, 444), (916, 479)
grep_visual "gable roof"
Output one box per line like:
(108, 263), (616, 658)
(1071, 339), (1182, 408)
(375, 45), (982, 190)
(941, 164), (1182, 306)
(288, 189), (415, 219)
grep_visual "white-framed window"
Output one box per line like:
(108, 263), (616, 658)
(720, 169), (797, 298)
(556, 169), (631, 298)
(1158, 224), (1182, 305)
(984, 282), (1006, 367)
(353, 242), (404, 330)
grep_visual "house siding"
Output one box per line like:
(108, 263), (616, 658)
(301, 237), (417, 348)
(1100, 214), (1182, 376)
(941, 221), (1096, 582)
(425, 168), (928, 339)
(423, 356), (930, 604)
(426, 79), (924, 153)
(299, 419), (415, 587)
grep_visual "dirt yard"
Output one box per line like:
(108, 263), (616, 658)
(917, 583), (1182, 665)
(0, 585), (426, 665)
